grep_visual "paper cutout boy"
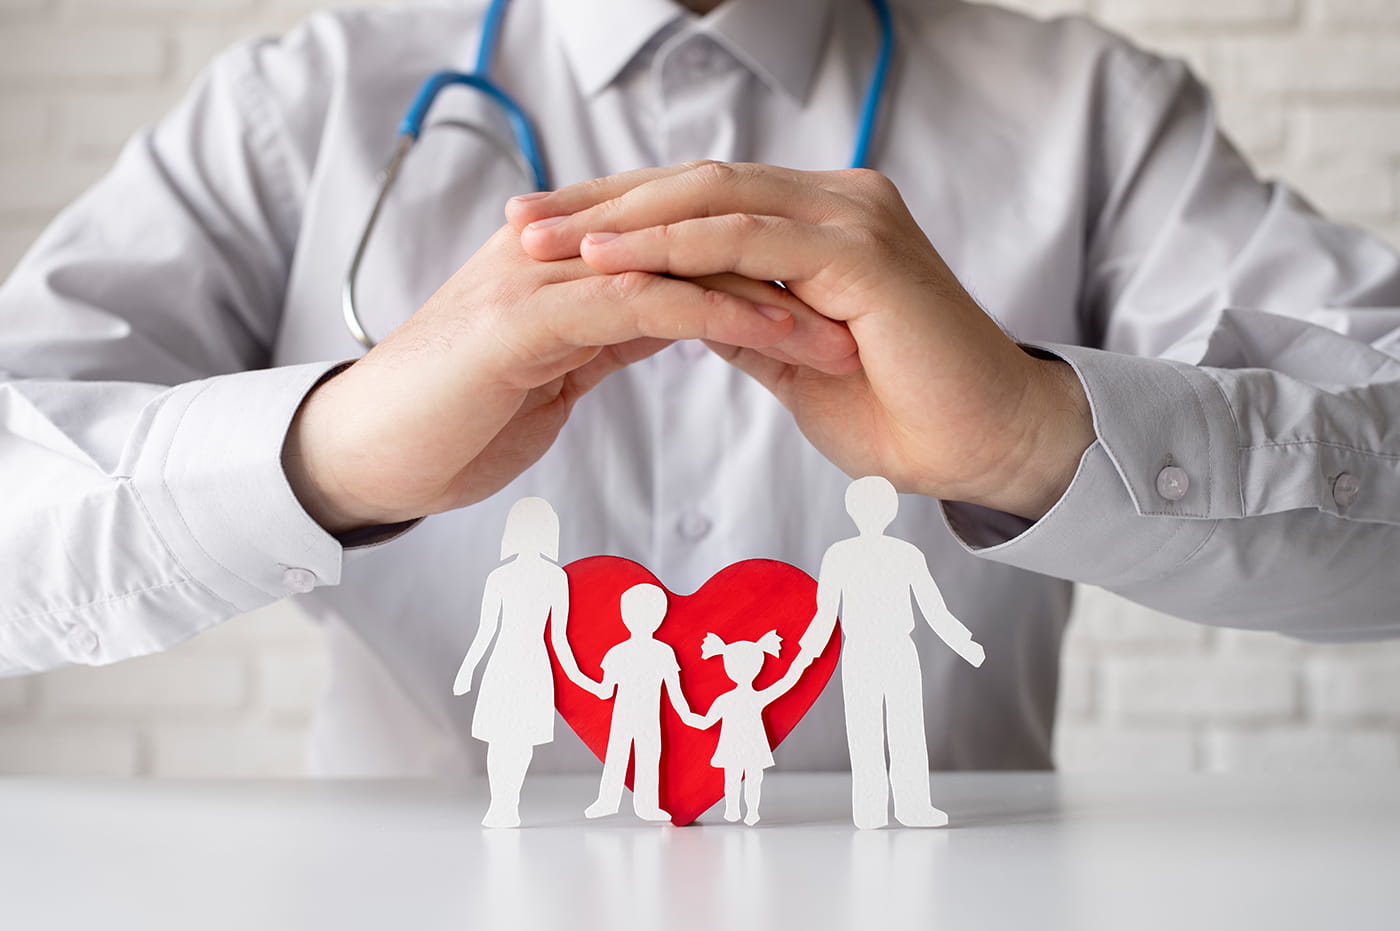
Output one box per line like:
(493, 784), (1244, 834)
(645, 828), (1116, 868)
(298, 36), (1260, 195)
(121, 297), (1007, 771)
(585, 582), (696, 822)
(685, 631), (811, 825)
(794, 476), (986, 830)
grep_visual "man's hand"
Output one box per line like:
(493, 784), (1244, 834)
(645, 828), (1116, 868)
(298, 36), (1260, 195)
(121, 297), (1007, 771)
(507, 162), (1095, 520)
(283, 223), (853, 533)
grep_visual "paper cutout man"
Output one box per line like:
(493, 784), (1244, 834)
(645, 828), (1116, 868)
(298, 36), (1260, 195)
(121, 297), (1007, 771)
(685, 631), (812, 825)
(452, 497), (596, 828)
(795, 476), (986, 829)
(586, 583), (695, 822)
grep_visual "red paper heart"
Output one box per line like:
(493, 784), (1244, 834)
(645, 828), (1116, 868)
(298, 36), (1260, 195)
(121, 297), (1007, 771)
(549, 556), (841, 826)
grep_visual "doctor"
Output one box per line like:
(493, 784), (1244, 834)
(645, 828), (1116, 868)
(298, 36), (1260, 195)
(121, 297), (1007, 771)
(2, 0), (1399, 779)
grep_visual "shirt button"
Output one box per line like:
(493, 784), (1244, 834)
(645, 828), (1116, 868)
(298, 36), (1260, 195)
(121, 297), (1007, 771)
(282, 567), (318, 593)
(66, 625), (99, 657)
(1333, 472), (1360, 508)
(1155, 466), (1189, 502)
(681, 42), (711, 73)
(677, 511), (713, 541)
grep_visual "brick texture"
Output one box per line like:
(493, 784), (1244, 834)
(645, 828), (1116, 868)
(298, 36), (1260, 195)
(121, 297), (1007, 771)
(1202, 726), (1400, 771)
(0, 725), (140, 776)
(1101, 657), (1298, 722)
(36, 650), (248, 718)
(1307, 660), (1400, 722)
(2, 0), (1400, 777)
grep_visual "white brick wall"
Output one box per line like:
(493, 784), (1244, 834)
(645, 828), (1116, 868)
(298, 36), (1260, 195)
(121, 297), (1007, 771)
(2, 0), (1399, 777)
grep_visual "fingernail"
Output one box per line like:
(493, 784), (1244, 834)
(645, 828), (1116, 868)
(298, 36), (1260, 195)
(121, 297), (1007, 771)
(584, 231), (620, 245)
(756, 304), (791, 321)
(511, 191), (551, 202)
(527, 215), (567, 230)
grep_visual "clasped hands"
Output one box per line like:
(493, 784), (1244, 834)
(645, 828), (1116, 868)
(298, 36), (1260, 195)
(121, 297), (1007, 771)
(284, 162), (1094, 535)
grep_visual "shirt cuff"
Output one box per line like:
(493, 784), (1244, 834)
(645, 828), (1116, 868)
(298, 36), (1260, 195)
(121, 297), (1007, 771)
(130, 361), (348, 612)
(940, 342), (1237, 587)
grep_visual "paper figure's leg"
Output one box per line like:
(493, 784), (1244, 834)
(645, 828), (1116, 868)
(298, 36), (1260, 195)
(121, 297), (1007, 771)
(723, 768), (742, 823)
(842, 662), (889, 830)
(483, 741), (533, 828)
(743, 769), (763, 826)
(886, 652), (947, 828)
(631, 725), (670, 822)
(586, 728), (631, 818)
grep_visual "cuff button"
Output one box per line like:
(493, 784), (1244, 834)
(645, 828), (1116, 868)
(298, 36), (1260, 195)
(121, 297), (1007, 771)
(1333, 472), (1360, 508)
(66, 625), (99, 657)
(282, 567), (318, 593)
(1155, 466), (1190, 502)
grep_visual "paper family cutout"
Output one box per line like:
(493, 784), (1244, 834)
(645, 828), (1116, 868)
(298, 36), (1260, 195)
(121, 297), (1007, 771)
(453, 477), (986, 830)
(691, 629), (810, 824)
(551, 556), (840, 826)
(586, 582), (690, 822)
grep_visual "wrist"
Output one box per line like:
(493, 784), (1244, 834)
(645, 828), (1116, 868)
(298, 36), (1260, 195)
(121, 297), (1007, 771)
(947, 354), (1093, 521)
(1004, 355), (1095, 520)
(281, 368), (407, 535)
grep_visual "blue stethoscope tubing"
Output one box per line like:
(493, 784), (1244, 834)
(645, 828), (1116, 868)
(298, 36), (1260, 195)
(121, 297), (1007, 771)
(344, 0), (896, 350)
(396, 0), (550, 190)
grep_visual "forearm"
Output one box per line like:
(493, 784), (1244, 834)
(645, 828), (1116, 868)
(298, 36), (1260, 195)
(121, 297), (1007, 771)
(0, 368), (346, 673)
(946, 331), (1400, 639)
(798, 602), (839, 661)
(665, 674), (694, 717)
(764, 660), (811, 701)
(547, 613), (592, 687)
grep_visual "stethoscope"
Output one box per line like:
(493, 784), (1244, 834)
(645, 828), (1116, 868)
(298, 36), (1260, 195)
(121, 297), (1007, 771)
(343, 0), (895, 350)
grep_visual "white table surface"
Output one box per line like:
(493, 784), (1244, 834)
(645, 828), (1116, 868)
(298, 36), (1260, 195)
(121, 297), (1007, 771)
(2, 772), (1397, 930)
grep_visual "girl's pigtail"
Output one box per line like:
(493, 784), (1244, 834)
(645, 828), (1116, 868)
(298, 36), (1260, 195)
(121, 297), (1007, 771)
(757, 630), (783, 657)
(701, 632), (727, 660)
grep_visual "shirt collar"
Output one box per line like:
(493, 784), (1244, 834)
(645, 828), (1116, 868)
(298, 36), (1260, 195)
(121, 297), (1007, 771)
(545, 0), (688, 97)
(702, 0), (835, 103)
(544, 0), (837, 102)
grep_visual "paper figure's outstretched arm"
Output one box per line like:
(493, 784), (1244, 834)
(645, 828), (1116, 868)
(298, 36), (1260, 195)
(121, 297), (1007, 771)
(548, 574), (606, 696)
(663, 667), (699, 725)
(685, 701), (720, 730)
(796, 551), (842, 666)
(912, 562), (985, 668)
(757, 653), (814, 705)
(454, 574), (503, 695)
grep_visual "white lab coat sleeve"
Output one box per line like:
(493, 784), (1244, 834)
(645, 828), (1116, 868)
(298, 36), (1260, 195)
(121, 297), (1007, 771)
(0, 38), (346, 675)
(941, 58), (1400, 641)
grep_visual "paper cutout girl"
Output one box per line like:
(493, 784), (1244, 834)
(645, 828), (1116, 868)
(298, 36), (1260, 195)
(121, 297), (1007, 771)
(685, 631), (812, 825)
(452, 497), (595, 828)
(586, 583), (695, 822)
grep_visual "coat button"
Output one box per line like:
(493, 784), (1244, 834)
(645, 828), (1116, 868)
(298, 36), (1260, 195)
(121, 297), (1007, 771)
(1155, 466), (1189, 501)
(1333, 472), (1360, 508)
(282, 567), (318, 593)
(677, 511), (713, 541)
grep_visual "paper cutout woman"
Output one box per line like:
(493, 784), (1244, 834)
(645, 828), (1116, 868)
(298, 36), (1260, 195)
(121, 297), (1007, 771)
(685, 631), (811, 825)
(453, 497), (595, 828)
(586, 583), (694, 822)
